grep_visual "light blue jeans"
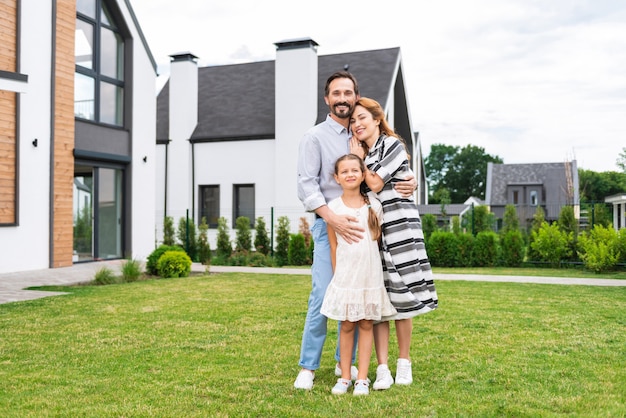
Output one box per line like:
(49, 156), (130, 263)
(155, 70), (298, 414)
(298, 218), (357, 371)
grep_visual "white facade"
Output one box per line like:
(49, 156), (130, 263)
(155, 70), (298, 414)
(0, 1), (53, 273)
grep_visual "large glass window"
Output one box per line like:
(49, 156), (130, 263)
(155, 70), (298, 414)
(233, 184), (255, 228)
(199, 185), (220, 228)
(74, 0), (124, 126)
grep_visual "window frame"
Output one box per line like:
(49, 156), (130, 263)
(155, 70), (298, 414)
(199, 185), (220, 229)
(74, 0), (125, 127)
(233, 184), (255, 228)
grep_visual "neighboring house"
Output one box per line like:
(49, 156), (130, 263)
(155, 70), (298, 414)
(604, 193), (626, 231)
(485, 161), (580, 228)
(155, 38), (428, 246)
(417, 196), (483, 229)
(0, 0), (157, 274)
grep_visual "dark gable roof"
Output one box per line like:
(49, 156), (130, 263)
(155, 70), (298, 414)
(489, 162), (573, 205)
(156, 47), (401, 141)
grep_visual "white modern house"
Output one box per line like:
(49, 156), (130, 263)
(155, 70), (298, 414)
(0, 0), (157, 274)
(155, 38), (428, 247)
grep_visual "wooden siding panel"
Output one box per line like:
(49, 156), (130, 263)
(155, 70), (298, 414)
(0, 0), (16, 72)
(0, 90), (16, 224)
(52, 1), (76, 267)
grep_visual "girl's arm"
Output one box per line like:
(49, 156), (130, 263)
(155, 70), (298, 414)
(327, 223), (338, 272)
(364, 170), (384, 193)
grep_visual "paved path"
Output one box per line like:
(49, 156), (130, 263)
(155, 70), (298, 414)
(0, 261), (624, 305)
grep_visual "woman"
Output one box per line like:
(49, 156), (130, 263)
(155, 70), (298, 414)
(349, 97), (438, 390)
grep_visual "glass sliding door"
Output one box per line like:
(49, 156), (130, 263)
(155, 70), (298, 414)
(97, 167), (123, 259)
(73, 164), (124, 262)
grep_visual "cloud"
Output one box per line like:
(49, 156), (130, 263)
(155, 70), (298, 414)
(132, 0), (626, 172)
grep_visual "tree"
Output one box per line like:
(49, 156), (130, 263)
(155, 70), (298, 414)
(426, 144), (502, 203)
(443, 145), (503, 202)
(216, 217), (232, 260)
(162, 216), (175, 246)
(234, 216), (252, 252)
(579, 169), (626, 202)
(501, 204), (520, 234)
(617, 147), (626, 173)
(197, 216), (211, 265)
(177, 216), (197, 261)
(274, 216), (290, 266)
(254, 217), (271, 255)
(424, 144), (459, 192)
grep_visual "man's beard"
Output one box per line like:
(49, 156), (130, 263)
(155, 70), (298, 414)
(331, 102), (352, 119)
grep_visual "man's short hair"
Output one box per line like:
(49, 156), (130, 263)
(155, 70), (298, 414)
(324, 71), (359, 97)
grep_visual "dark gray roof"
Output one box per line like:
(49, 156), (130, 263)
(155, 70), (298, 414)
(156, 47), (401, 141)
(488, 162), (576, 205)
(416, 204), (473, 217)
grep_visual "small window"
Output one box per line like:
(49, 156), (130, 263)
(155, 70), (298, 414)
(513, 190), (519, 205)
(530, 190), (538, 206)
(233, 184), (255, 228)
(199, 185), (220, 228)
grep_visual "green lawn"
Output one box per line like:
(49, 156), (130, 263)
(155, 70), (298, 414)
(0, 273), (624, 417)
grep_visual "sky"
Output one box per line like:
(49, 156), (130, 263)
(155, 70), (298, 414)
(130, 0), (626, 173)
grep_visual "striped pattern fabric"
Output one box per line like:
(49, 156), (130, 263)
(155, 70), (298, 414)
(366, 135), (438, 319)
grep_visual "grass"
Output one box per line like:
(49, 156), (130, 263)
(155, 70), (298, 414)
(0, 273), (625, 417)
(432, 266), (626, 280)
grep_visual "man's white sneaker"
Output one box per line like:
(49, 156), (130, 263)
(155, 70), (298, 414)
(373, 364), (394, 390)
(331, 378), (352, 395)
(334, 363), (358, 380)
(294, 369), (315, 390)
(395, 358), (413, 385)
(353, 379), (370, 396)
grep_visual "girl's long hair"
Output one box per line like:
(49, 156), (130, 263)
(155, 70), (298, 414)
(334, 154), (381, 241)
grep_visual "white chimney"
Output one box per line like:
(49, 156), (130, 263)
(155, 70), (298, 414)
(167, 52), (198, 218)
(274, 38), (319, 230)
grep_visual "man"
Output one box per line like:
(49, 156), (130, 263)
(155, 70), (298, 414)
(294, 71), (416, 390)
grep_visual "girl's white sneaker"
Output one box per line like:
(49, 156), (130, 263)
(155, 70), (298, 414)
(395, 358), (413, 385)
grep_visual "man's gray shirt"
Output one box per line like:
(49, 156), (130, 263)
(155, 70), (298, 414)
(297, 114), (351, 212)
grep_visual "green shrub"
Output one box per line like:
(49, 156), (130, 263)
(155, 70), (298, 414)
(427, 231), (458, 267)
(157, 250), (192, 278)
(473, 205), (495, 233)
(526, 206), (546, 261)
(163, 216), (175, 246)
(146, 245), (185, 275)
(93, 267), (119, 285)
(558, 205), (579, 261)
(235, 216), (252, 252)
(228, 250), (249, 266)
(275, 216), (290, 267)
(216, 217), (232, 259)
(288, 233), (308, 266)
(198, 217), (211, 265)
(421, 214), (438, 242)
(500, 229), (525, 267)
(471, 231), (499, 267)
(254, 217), (271, 255)
(501, 204), (520, 234)
(121, 259), (142, 282)
(577, 224), (621, 273)
(530, 222), (572, 266)
(455, 232), (475, 267)
(248, 251), (272, 267)
(177, 217), (197, 261)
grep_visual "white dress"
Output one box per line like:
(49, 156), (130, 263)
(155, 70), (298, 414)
(320, 195), (397, 322)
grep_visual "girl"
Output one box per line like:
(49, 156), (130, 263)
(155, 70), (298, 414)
(320, 154), (397, 396)
(349, 97), (438, 390)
